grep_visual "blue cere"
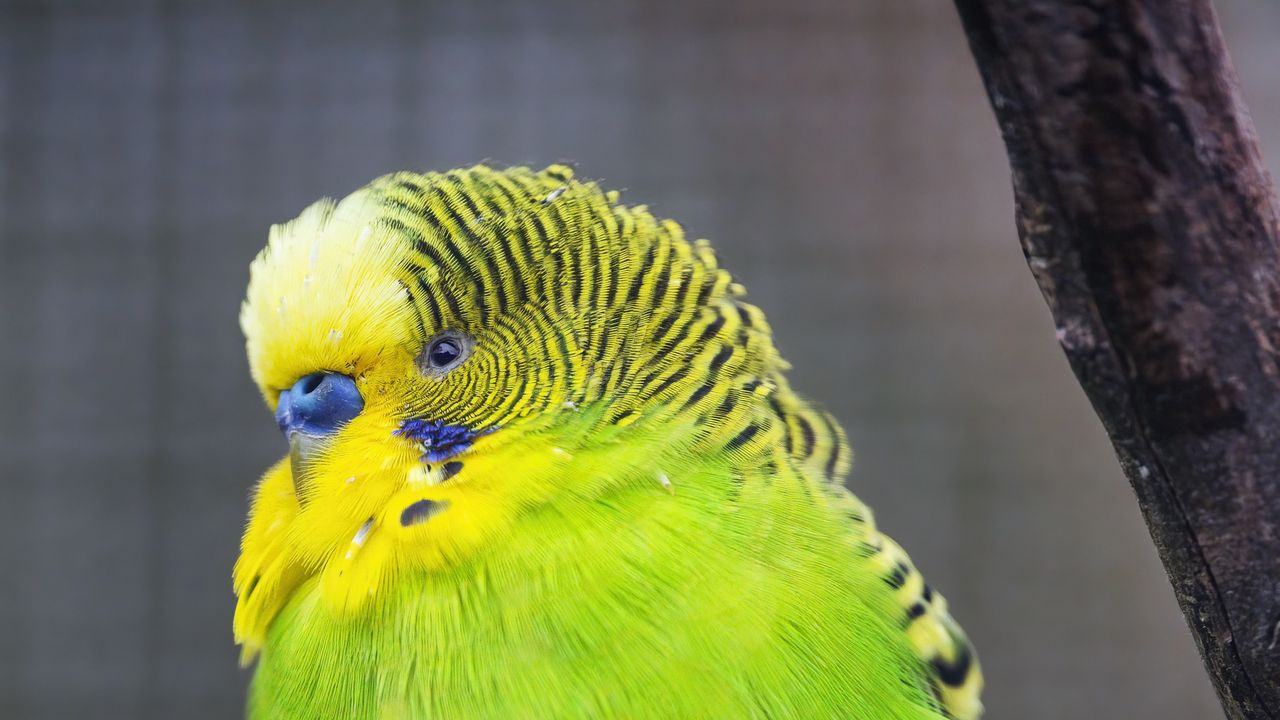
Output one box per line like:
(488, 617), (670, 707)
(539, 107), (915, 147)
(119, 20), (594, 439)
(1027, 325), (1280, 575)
(395, 418), (491, 462)
(276, 372), (365, 439)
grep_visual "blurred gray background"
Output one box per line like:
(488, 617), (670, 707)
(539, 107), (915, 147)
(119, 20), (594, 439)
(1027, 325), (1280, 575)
(2, 1), (1277, 718)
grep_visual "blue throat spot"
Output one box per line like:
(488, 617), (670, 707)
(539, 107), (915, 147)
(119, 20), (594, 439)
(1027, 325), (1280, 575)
(394, 419), (493, 463)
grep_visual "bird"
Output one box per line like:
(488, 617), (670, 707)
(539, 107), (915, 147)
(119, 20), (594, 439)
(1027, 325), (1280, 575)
(234, 164), (983, 719)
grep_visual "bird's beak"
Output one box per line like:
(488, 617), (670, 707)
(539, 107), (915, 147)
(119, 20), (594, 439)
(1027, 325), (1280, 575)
(287, 431), (325, 502)
(274, 372), (365, 504)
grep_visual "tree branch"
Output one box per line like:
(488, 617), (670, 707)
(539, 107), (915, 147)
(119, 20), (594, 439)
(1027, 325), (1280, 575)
(950, 1), (1280, 717)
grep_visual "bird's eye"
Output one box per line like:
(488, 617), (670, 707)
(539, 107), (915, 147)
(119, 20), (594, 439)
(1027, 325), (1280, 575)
(429, 339), (460, 367)
(419, 330), (472, 376)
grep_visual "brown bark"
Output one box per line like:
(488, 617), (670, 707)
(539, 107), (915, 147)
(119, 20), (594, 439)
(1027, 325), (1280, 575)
(950, 1), (1280, 717)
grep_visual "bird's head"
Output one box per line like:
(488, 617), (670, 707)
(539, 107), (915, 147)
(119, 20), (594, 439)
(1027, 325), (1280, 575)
(232, 165), (803, 655)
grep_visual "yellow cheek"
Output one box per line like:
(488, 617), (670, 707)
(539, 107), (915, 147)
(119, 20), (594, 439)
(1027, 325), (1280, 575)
(385, 447), (534, 570)
(314, 465), (518, 614)
(314, 434), (577, 614)
(392, 485), (517, 570)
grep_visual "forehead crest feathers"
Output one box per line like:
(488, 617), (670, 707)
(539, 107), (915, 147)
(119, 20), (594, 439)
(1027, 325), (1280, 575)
(241, 188), (418, 399)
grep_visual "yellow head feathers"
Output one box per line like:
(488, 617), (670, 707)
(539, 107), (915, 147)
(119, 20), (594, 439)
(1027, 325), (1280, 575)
(240, 188), (418, 404)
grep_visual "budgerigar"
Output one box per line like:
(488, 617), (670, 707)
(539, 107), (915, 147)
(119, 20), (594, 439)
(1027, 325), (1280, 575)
(234, 165), (983, 719)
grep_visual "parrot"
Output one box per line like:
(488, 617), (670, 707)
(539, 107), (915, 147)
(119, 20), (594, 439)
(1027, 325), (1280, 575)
(233, 164), (983, 719)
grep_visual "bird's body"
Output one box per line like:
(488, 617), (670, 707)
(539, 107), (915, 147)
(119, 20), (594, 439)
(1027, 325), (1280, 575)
(235, 166), (982, 719)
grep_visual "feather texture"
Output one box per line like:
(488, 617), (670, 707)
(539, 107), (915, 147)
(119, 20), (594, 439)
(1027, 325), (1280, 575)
(235, 165), (982, 718)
